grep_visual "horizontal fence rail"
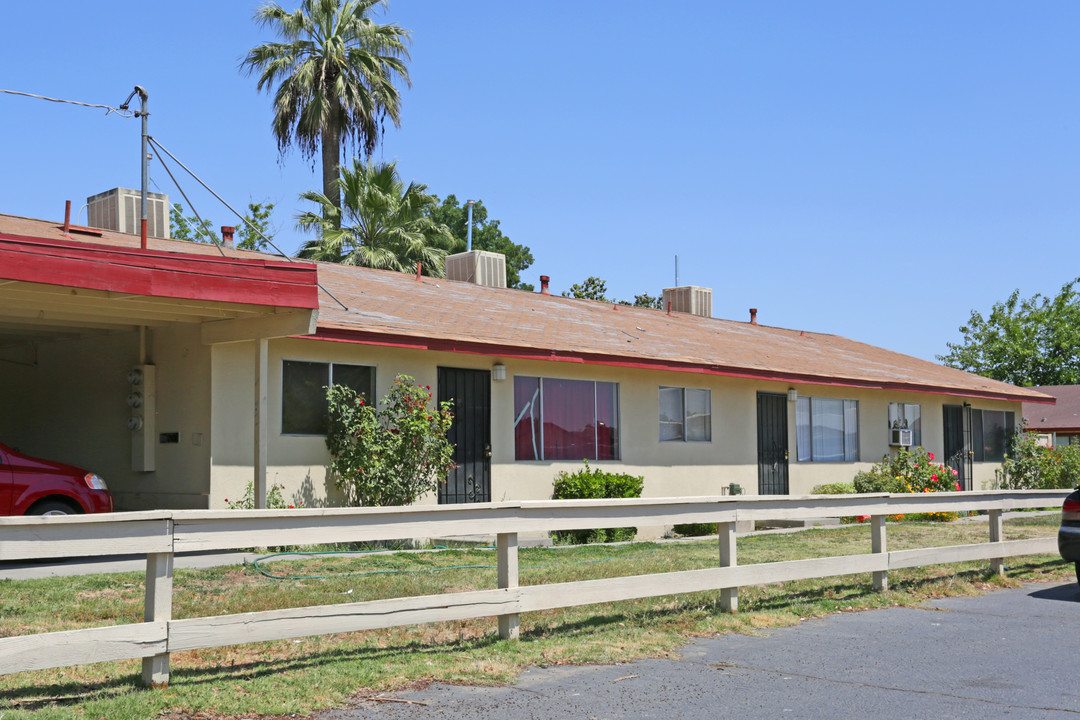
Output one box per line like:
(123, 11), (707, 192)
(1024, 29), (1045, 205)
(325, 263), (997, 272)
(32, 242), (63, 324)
(0, 490), (1068, 687)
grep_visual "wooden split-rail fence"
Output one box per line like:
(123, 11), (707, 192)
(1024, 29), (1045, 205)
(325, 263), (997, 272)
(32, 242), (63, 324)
(0, 490), (1068, 688)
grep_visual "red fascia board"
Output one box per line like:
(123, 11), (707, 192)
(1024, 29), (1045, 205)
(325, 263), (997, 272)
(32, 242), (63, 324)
(0, 233), (318, 309)
(310, 328), (1046, 405)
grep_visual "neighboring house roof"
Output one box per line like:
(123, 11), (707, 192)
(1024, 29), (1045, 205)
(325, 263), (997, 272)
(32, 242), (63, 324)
(1023, 386), (1080, 432)
(0, 212), (1053, 404)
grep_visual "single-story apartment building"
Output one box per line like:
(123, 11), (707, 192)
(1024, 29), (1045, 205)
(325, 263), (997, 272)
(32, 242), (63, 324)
(0, 210), (1053, 516)
(1023, 385), (1080, 447)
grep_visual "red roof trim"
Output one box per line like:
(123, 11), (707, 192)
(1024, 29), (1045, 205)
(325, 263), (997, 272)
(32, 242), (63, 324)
(0, 233), (319, 309)
(310, 328), (1047, 404)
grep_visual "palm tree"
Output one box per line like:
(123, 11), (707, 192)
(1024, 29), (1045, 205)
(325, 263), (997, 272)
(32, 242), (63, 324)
(297, 160), (455, 276)
(241, 0), (411, 216)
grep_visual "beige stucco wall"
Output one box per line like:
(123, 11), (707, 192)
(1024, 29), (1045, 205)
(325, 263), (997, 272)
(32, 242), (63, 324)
(207, 336), (1023, 511)
(0, 325), (212, 510)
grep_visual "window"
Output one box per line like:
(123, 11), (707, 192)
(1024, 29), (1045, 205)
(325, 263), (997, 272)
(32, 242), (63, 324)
(659, 387), (711, 442)
(1057, 434), (1080, 447)
(796, 396), (859, 462)
(888, 402), (921, 446)
(513, 376), (620, 460)
(282, 360), (374, 435)
(971, 409), (1015, 462)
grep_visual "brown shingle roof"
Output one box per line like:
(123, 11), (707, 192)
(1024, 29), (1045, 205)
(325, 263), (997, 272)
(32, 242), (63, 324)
(0, 212), (1051, 403)
(1023, 386), (1080, 431)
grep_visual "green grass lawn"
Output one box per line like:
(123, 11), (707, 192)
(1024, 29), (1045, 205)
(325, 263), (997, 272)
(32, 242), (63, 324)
(0, 515), (1070, 719)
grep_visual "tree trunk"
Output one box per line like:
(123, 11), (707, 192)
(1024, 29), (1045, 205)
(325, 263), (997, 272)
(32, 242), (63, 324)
(321, 114), (342, 229)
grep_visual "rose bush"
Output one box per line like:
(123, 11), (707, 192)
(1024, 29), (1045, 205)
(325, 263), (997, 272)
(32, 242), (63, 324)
(326, 374), (456, 507)
(854, 446), (960, 521)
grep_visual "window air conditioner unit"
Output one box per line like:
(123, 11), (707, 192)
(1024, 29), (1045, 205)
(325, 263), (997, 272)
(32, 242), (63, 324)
(889, 428), (913, 447)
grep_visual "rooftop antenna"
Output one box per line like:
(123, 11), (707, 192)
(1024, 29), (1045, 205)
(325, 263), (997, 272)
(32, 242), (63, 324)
(675, 254), (679, 286)
(119, 85), (149, 249)
(466, 199), (476, 251)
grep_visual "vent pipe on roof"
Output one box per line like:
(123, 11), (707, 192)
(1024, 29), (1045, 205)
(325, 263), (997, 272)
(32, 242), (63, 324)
(466, 199), (476, 251)
(221, 226), (235, 249)
(540, 275), (550, 295)
(750, 308), (758, 325)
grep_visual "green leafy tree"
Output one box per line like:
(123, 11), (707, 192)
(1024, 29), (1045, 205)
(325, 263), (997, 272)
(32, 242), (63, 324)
(236, 201), (276, 251)
(563, 277), (663, 308)
(624, 292), (663, 309)
(169, 202), (277, 250)
(939, 279), (1080, 386)
(241, 0), (411, 218)
(325, 374), (455, 507)
(169, 203), (216, 243)
(563, 276), (610, 301)
(427, 195), (535, 290)
(297, 159), (454, 275)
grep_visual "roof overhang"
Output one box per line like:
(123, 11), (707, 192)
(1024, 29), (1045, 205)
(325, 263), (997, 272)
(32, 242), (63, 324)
(311, 327), (1051, 405)
(0, 233), (319, 347)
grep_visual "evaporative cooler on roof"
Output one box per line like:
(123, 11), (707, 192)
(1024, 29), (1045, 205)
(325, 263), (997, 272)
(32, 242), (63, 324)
(86, 188), (170, 239)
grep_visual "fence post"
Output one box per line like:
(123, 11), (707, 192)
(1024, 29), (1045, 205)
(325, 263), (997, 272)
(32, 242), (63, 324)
(871, 515), (888, 592)
(718, 521), (738, 612)
(141, 534), (174, 688)
(989, 508), (1004, 576)
(497, 532), (519, 640)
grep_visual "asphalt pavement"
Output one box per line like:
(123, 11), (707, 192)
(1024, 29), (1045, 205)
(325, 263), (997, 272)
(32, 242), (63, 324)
(318, 581), (1080, 720)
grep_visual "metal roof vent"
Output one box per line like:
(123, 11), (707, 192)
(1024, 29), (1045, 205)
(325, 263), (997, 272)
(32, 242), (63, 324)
(445, 250), (507, 289)
(86, 187), (170, 239)
(662, 286), (712, 318)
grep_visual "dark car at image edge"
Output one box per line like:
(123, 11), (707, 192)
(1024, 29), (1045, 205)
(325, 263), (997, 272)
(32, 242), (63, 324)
(1059, 487), (1080, 587)
(0, 441), (113, 516)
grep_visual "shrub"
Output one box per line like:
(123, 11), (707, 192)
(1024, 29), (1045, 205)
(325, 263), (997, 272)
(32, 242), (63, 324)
(326, 375), (456, 507)
(854, 446), (960, 521)
(552, 460), (644, 544)
(225, 482), (301, 510)
(995, 432), (1080, 490)
(811, 482), (856, 495)
(672, 522), (716, 537)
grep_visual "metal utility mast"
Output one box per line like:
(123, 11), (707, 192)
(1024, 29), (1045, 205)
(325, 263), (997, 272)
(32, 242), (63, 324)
(119, 86), (149, 249)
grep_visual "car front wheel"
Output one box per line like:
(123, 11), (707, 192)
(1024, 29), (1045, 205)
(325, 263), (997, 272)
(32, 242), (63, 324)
(28, 500), (79, 516)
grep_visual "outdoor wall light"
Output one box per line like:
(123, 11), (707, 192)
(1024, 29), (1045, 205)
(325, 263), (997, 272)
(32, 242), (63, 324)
(787, 388), (798, 403)
(492, 363), (507, 382)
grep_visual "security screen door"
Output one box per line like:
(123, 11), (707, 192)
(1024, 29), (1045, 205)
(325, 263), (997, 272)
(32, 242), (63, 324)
(757, 392), (789, 495)
(438, 367), (492, 503)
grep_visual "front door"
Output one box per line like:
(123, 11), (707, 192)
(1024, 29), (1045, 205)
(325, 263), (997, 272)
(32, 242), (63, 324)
(438, 367), (491, 504)
(757, 392), (789, 495)
(943, 405), (973, 491)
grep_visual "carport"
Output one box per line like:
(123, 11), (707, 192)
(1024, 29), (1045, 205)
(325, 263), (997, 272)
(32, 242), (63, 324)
(0, 229), (319, 510)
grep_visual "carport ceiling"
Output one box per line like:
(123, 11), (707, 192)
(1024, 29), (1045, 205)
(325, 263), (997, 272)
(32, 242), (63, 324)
(0, 279), (278, 348)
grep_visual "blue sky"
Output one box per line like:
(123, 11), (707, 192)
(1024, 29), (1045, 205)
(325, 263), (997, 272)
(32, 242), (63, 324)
(2, 1), (1078, 362)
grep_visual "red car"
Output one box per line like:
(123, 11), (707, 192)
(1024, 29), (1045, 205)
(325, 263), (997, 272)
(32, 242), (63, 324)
(0, 442), (113, 516)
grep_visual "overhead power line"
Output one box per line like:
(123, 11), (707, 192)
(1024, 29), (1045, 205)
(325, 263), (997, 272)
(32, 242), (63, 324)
(146, 135), (349, 311)
(0, 88), (134, 117)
